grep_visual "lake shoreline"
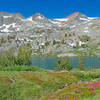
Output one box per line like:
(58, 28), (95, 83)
(57, 53), (78, 57)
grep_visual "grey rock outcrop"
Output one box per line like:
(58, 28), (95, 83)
(0, 12), (100, 54)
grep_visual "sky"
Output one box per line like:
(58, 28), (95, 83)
(0, 0), (100, 18)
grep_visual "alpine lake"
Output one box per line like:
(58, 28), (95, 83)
(30, 56), (100, 69)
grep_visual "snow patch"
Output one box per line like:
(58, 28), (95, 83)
(39, 35), (43, 37)
(3, 24), (11, 28)
(18, 38), (24, 41)
(69, 41), (85, 47)
(54, 18), (69, 22)
(84, 30), (89, 33)
(69, 42), (76, 47)
(3, 23), (16, 28)
(0, 23), (18, 32)
(80, 18), (88, 21)
(16, 28), (20, 31)
(70, 25), (76, 28)
(37, 16), (44, 19)
(40, 43), (45, 45)
(50, 20), (61, 25)
(78, 41), (85, 46)
(11, 23), (16, 27)
(3, 16), (12, 18)
(84, 27), (88, 29)
(88, 17), (96, 20)
(27, 17), (33, 22)
(1, 28), (10, 32)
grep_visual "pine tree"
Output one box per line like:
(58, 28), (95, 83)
(61, 57), (72, 71)
(55, 59), (61, 71)
(55, 57), (72, 71)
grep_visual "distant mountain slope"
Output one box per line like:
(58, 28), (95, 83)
(0, 12), (100, 55)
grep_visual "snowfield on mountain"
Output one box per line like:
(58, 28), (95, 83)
(0, 12), (100, 55)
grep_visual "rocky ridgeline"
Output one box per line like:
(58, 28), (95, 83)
(0, 12), (100, 54)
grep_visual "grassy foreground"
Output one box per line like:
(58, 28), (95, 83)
(0, 66), (100, 100)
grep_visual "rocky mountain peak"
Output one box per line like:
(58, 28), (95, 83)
(33, 13), (43, 17)
(0, 12), (10, 16)
(0, 12), (25, 26)
(0, 12), (24, 18)
(53, 12), (89, 24)
(28, 13), (53, 25)
(12, 13), (24, 18)
(64, 12), (80, 19)
(32, 13), (46, 19)
(64, 12), (87, 20)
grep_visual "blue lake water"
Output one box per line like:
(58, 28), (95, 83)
(30, 57), (100, 69)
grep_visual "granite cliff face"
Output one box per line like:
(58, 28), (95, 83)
(0, 12), (100, 54)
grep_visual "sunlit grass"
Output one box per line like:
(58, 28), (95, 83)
(0, 68), (100, 100)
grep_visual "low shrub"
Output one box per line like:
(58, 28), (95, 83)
(0, 43), (32, 68)
(55, 57), (72, 71)
(80, 35), (90, 42)
(0, 65), (44, 71)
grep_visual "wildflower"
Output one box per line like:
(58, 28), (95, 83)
(92, 92), (96, 95)
(72, 89), (76, 92)
(77, 86), (80, 89)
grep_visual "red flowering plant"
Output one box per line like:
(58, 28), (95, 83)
(41, 81), (100, 100)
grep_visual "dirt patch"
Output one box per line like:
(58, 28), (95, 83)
(57, 53), (77, 57)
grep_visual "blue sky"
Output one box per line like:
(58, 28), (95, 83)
(0, 0), (100, 18)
